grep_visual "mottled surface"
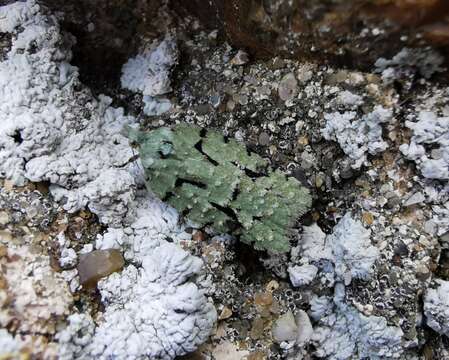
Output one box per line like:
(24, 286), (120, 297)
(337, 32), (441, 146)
(0, 0), (449, 359)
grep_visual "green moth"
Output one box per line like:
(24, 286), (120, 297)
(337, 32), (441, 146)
(129, 125), (312, 253)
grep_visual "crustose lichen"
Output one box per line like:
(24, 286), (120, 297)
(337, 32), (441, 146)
(129, 125), (312, 252)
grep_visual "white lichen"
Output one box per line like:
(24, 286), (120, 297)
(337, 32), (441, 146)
(423, 279), (449, 337)
(95, 192), (191, 261)
(56, 313), (96, 360)
(0, 0), (137, 225)
(121, 36), (177, 96)
(287, 264), (318, 287)
(399, 111), (449, 180)
(334, 90), (363, 109)
(321, 106), (393, 168)
(87, 195), (217, 358)
(297, 223), (332, 262)
(143, 95), (172, 116)
(375, 48), (444, 83)
(310, 283), (404, 359)
(92, 242), (216, 359)
(432, 201), (449, 237)
(290, 214), (378, 286)
(327, 213), (378, 283)
(0, 0), (74, 185)
(0, 330), (24, 357)
(121, 37), (177, 116)
(57, 232), (78, 268)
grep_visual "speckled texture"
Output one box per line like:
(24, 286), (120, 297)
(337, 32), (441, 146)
(1, 0), (449, 359)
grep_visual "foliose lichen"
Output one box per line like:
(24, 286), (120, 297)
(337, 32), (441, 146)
(0, 2), (216, 358)
(310, 283), (404, 359)
(130, 125), (312, 252)
(423, 279), (449, 337)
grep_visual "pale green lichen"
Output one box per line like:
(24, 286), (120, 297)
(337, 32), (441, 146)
(129, 125), (312, 252)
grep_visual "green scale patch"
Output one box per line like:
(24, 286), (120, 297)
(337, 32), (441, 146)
(129, 125), (312, 253)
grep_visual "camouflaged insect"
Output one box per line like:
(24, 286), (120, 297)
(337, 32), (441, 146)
(129, 125), (312, 252)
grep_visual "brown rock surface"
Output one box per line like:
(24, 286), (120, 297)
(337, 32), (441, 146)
(42, 0), (449, 79)
(78, 249), (125, 288)
(173, 0), (449, 69)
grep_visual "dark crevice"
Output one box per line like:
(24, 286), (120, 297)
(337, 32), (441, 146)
(12, 129), (23, 144)
(246, 146), (252, 157)
(117, 154), (140, 168)
(225, 219), (241, 232)
(393, 80), (403, 94)
(175, 177), (207, 189)
(158, 150), (169, 159)
(231, 187), (240, 201)
(194, 140), (219, 166)
(291, 167), (309, 186)
(243, 167), (264, 178)
(199, 128), (207, 137)
(0, 32), (12, 62)
(181, 207), (192, 218)
(423, 143), (440, 153)
(210, 202), (239, 222)
(234, 241), (266, 281)
(230, 161), (267, 178)
(162, 191), (175, 202)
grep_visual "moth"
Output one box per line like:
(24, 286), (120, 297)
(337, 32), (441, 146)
(129, 125), (311, 252)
